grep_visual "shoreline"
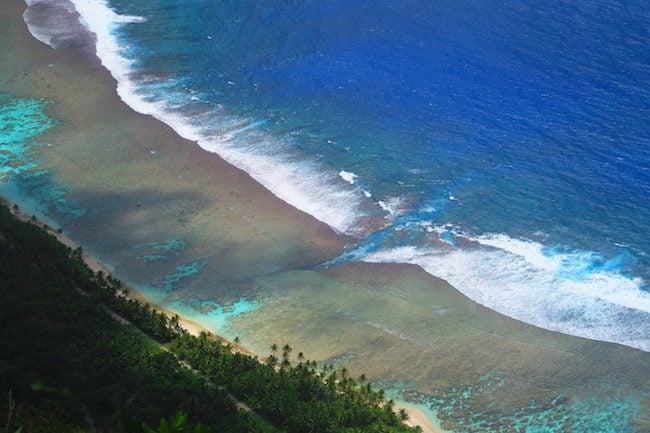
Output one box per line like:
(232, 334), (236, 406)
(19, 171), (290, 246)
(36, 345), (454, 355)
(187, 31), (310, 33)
(2, 196), (442, 433)
(2, 195), (258, 344)
(3, 197), (206, 336)
(2, 0), (649, 431)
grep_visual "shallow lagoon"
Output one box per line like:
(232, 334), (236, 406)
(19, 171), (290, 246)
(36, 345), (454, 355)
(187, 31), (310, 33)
(2, 1), (650, 431)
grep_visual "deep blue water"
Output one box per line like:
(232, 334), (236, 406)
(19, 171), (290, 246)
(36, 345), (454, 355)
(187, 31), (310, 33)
(65, 0), (650, 351)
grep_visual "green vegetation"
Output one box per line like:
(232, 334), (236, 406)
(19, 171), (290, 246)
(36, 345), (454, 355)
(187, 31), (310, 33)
(0, 203), (419, 433)
(0, 204), (270, 433)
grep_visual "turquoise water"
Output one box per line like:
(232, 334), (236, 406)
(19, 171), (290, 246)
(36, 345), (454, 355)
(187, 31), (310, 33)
(382, 374), (642, 433)
(0, 95), (84, 222)
(128, 249), (260, 337)
(0, 96), (53, 180)
(168, 297), (260, 339)
(160, 259), (208, 292)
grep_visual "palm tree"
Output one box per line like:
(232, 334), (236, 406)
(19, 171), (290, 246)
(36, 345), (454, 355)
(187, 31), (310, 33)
(385, 399), (396, 414)
(170, 314), (181, 333)
(398, 408), (409, 422)
(281, 343), (291, 361)
(199, 331), (209, 346)
(233, 336), (241, 346)
(270, 343), (278, 355)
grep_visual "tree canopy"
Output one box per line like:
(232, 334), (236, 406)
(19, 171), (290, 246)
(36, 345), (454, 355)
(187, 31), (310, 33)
(0, 203), (418, 433)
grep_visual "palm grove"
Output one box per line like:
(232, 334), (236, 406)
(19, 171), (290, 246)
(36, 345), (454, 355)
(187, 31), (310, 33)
(0, 202), (420, 433)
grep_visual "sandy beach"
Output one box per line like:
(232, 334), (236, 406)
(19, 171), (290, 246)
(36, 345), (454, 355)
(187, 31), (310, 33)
(402, 406), (446, 433)
(2, 0), (650, 431)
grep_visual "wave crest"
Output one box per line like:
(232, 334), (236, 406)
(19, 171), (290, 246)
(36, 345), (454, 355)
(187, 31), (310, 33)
(364, 233), (650, 352)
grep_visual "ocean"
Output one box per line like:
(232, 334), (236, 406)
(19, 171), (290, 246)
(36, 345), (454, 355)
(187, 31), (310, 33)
(6, 0), (650, 430)
(43, 0), (650, 352)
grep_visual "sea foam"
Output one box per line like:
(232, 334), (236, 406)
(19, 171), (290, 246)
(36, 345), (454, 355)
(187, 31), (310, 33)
(53, 0), (376, 235)
(364, 232), (650, 352)
(339, 170), (358, 184)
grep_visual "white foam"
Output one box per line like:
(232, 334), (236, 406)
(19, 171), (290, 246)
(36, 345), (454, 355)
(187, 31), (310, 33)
(62, 0), (372, 235)
(339, 170), (358, 185)
(377, 196), (407, 218)
(469, 233), (650, 312)
(364, 235), (650, 352)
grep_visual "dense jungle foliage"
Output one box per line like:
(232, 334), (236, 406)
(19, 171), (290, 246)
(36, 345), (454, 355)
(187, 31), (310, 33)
(0, 203), (418, 433)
